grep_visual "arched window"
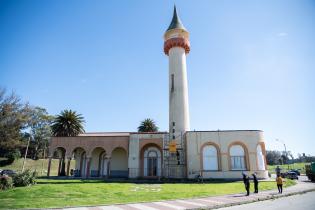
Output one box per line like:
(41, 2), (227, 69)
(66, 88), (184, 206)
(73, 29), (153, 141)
(203, 145), (219, 170)
(257, 144), (265, 170)
(230, 145), (246, 170)
(148, 150), (158, 158)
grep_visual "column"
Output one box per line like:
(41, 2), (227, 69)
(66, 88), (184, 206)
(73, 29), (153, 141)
(106, 156), (111, 178)
(86, 157), (91, 178)
(57, 158), (62, 176)
(47, 157), (52, 177)
(60, 157), (66, 176)
(66, 158), (71, 176)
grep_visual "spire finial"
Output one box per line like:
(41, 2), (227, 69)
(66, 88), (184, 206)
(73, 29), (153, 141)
(174, 4), (177, 16)
(166, 5), (186, 31)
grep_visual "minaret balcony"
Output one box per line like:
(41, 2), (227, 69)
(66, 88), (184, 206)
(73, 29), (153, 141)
(164, 37), (190, 55)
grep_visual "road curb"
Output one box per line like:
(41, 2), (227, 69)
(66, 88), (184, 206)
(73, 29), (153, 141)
(195, 188), (315, 210)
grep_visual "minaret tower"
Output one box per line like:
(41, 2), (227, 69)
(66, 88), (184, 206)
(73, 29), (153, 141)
(164, 6), (190, 139)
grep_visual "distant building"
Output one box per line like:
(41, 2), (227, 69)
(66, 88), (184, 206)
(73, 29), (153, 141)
(48, 7), (268, 180)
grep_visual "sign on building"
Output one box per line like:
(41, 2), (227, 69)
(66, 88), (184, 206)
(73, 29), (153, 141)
(169, 141), (177, 153)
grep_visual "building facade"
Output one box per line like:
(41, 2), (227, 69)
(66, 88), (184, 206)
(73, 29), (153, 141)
(48, 7), (268, 180)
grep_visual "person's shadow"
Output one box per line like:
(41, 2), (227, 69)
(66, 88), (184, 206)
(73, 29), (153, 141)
(232, 195), (248, 197)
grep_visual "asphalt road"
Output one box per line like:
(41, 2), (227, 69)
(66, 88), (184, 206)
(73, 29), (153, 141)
(217, 191), (315, 210)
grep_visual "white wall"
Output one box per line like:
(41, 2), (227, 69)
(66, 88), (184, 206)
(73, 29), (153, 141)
(128, 134), (140, 178)
(186, 131), (268, 179)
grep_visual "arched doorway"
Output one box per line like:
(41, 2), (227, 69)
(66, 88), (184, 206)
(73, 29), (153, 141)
(110, 147), (128, 178)
(143, 146), (161, 177)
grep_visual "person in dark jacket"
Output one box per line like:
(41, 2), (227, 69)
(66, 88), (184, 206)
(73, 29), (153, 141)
(275, 166), (281, 176)
(252, 173), (259, 193)
(242, 173), (250, 196)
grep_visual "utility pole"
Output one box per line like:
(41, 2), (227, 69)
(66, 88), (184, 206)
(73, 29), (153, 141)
(41, 142), (47, 175)
(22, 136), (31, 172)
(276, 139), (287, 164)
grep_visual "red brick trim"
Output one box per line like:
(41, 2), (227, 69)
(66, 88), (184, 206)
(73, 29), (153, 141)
(164, 37), (190, 55)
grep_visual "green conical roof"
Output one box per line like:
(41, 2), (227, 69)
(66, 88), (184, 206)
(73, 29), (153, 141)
(166, 6), (186, 31)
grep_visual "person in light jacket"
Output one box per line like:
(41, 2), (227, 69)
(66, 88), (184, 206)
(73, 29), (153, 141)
(276, 174), (283, 194)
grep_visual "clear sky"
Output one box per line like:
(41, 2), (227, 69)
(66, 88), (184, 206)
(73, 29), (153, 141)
(1, 0), (314, 156)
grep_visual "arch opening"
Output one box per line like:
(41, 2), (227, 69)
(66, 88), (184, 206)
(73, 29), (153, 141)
(257, 144), (265, 170)
(52, 147), (66, 176)
(72, 147), (87, 177)
(110, 147), (128, 178)
(90, 147), (107, 177)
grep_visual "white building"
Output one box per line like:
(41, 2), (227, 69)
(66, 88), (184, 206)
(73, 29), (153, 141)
(48, 7), (268, 180)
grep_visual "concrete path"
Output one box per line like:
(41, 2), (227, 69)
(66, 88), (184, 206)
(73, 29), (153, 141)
(61, 177), (315, 210)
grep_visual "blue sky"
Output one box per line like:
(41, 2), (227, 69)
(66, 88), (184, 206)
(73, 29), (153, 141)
(1, 0), (314, 156)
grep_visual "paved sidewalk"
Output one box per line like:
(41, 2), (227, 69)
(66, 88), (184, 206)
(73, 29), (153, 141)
(62, 178), (315, 210)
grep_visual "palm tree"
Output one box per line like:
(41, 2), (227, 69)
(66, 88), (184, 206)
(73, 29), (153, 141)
(137, 118), (158, 132)
(51, 109), (85, 137)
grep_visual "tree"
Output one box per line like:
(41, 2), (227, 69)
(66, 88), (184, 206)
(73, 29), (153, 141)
(28, 107), (53, 159)
(281, 152), (289, 164)
(51, 109), (85, 137)
(0, 88), (31, 156)
(287, 151), (294, 160)
(266, 150), (282, 165)
(137, 118), (158, 132)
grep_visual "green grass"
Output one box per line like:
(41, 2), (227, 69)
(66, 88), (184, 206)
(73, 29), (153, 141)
(0, 179), (295, 209)
(0, 158), (75, 176)
(268, 162), (307, 174)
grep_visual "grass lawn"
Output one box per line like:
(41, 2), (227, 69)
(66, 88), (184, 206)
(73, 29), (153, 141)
(268, 162), (307, 174)
(0, 158), (75, 176)
(0, 179), (295, 209)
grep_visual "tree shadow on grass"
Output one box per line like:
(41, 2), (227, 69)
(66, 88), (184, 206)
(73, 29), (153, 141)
(37, 178), (240, 185)
(0, 158), (11, 167)
(37, 180), (106, 185)
(37, 177), (106, 185)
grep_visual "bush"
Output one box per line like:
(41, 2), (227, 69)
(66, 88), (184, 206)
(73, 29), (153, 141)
(6, 149), (21, 164)
(13, 170), (37, 187)
(0, 175), (13, 190)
